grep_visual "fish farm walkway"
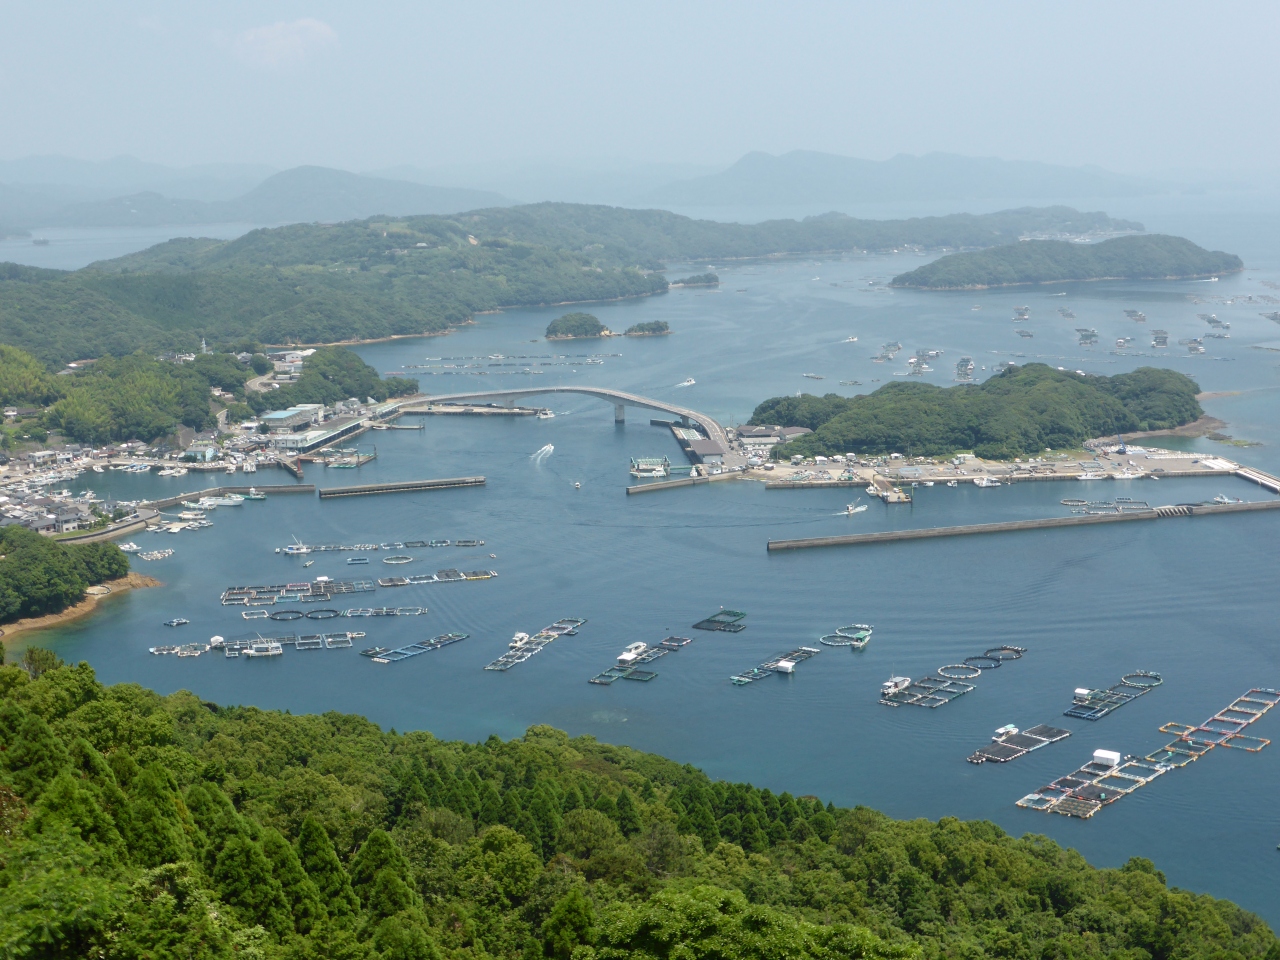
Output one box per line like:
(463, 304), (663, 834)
(766, 498), (1280, 551)
(395, 387), (728, 449)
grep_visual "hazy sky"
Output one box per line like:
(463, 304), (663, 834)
(4, 1), (1276, 177)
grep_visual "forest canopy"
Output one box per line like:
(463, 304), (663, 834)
(0, 661), (1274, 960)
(751, 364), (1203, 459)
(0, 527), (128, 623)
(890, 234), (1243, 289)
(545, 313), (607, 339)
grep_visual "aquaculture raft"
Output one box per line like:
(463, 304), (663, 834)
(589, 637), (694, 684)
(818, 624), (873, 649)
(484, 618), (587, 671)
(1064, 671), (1162, 720)
(220, 579), (375, 606)
(730, 647), (819, 685)
(210, 632), (361, 658)
(361, 633), (469, 664)
(968, 724), (1071, 764)
(377, 570), (496, 587)
(1016, 687), (1279, 819)
(693, 609), (747, 632)
(881, 646), (1026, 708)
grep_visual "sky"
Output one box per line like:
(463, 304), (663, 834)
(3, 1), (1278, 178)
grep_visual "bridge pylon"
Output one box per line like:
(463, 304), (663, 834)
(614, 403), (625, 422)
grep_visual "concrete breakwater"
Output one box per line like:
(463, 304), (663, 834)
(766, 499), (1280, 551)
(317, 477), (485, 499)
(626, 473), (740, 495)
(144, 484), (315, 510)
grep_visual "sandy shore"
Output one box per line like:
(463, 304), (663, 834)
(0, 572), (161, 642)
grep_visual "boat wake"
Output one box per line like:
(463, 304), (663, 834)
(674, 378), (695, 388)
(531, 444), (554, 464)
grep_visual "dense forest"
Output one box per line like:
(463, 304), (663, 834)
(624, 321), (669, 336)
(546, 313), (607, 339)
(0, 659), (1274, 960)
(752, 365), (1203, 459)
(0, 528), (128, 623)
(0, 205), (1140, 366)
(890, 235), (1243, 289)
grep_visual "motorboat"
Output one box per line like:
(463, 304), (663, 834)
(973, 477), (1001, 487)
(843, 336), (858, 342)
(946, 480), (958, 487)
(1213, 494), (1243, 504)
(881, 676), (911, 696)
(845, 500), (868, 515)
(675, 378), (695, 387)
(536, 410), (555, 419)
(244, 489), (266, 500)
(303, 560), (314, 568)
(92, 464), (105, 473)
(164, 618), (190, 627)
(118, 542), (140, 553)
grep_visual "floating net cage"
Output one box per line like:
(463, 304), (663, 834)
(694, 609), (747, 632)
(1064, 671), (1162, 720)
(938, 664), (982, 679)
(964, 656), (1003, 670)
(985, 646), (1025, 660)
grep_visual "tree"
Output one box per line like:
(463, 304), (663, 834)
(297, 815), (360, 919)
(262, 825), (325, 934)
(124, 764), (195, 868)
(3, 712), (69, 799)
(212, 833), (294, 938)
(348, 829), (413, 906)
(21, 647), (63, 679)
(615, 788), (641, 837)
(542, 887), (596, 960)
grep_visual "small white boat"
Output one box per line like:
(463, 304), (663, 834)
(843, 336), (858, 342)
(845, 500), (868, 515)
(536, 410), (555, 419)
(881, 676), (911, 696)
(574, 482), (581, 489)
(118, 542), (140, 553)
(226, 464), (236, 474)
(973, 477), (1001, 487)
(1078, 472), (1105, 481)
(92, 465), (105, 473)
(675, 378), (695, 387)
(946, 480), (958, 487)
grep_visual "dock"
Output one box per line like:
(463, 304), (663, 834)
(766, 498), (1280, 551)
(145, 484), (313, 510)
(626, 471), (741, 495)
(317, 476), (485, 498)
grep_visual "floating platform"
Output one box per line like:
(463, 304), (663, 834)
(693, 609), (747, 632)
(209, 632), (360, 658)
(361, 633), (469, 664)
(731, 646), (819, 685)
(221, 579), (375, 605)
(340, 607), (427, 617)
(274, 538), (482, 553)
(1064, 671), (1162, 720)
(589, 637), (694, 684)
(968, 724), (1071, 764)
(818, 624), (873, 649)
(317, 476), (485, 498)
(1017, 688), (1279, 819)
(484, 618), (587, 671)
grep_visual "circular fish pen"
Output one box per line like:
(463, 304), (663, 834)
(937, 664), (982, 679)
(963, 655), (1003, 670)
(835, 624), (873, 638)
(984, 646), (1025, 661)
(382, 555), (414, 564)
(305, 609), (340, 620)
(1061, 498), (1087, 506)
(819, 634), (857, 646)
(1121, 670), (1163, 689)
(269, 610), (304, 621)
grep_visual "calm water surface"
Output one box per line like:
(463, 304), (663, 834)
(22, 200), (1280, 922)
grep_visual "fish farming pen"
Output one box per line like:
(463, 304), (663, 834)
(484, 618), (588, 671)
(881, 646), (1026, 707)
(693, 609), (747, 632)
(220, 579), (376, 606)
(274, 538), (484, 554)
(730, 647), (820, 686)
(1016, 687), (1279, 819)
(149, 643), (211, 657)
(589, 637), (694, 684)
(375, 570), (496, 587)
(192, 632), (364, 659)
(339, 607), (427, 617)
(361, 633), (469, 664)
(968, 724), (1071, 764)
(1064, 671), (1163, 720)
(818, 624), (873, 649)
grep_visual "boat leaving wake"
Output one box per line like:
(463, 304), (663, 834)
(674, 378), (695, 388)
(531, 444), (554, 463)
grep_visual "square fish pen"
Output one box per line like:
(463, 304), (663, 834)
(1063, 671), (1162, 720)
(968, 724), (1071, 764)
(731, 647), (820, 685)
(882, 675), (975, 708)
(693, 609), (747, 632)
(1016, 756), (1169, 818)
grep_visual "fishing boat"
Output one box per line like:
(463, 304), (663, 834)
(881, 676), (911, 696)
(1213, 494), (1243, 504)
(1078, 471), (1105, 481)
(226, 464), (237, 474)
(92, 464), (105, 473)
(118, 542), (140, 553)
(802, 373), (825, 380)
(973, 477), (1001, 487)
(845, 500), (868, 515)
(164, 618), (190, 627)
(536, 409), (555, 419)
(244, 488), (266, 500)
(946, 480), (958, 487)
(675, 378), (695, 387)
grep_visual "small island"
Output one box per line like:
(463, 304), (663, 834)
(751, 363), (1202, 459)
(624, 321), (670, 336)
(670, 273), (720, 287)
(545, 312), (611, 339)
(890, 234), (1243, 289)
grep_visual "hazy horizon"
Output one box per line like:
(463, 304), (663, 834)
(3, 2), (1279, 183)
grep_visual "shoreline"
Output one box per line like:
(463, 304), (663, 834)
(0, 572), (161, 643)
(892, 268), (1243, 291)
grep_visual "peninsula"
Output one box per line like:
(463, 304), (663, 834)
(0, 659), (1271, 959)
(890, 234), (1242, 289)
(752, 364), (1202, 459)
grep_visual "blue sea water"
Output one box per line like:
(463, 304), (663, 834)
(19, 199), (1280, 923)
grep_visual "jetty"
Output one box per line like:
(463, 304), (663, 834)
(766, 498), (1280, 551)
(317, 476), (485, 498)
(144, 484), (313, 511)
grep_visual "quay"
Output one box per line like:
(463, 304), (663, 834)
(626, 471), (741, 495)
(145, 484), (314, 511)
(766, 498), (1280, 551)
(317, 477), (485, 498)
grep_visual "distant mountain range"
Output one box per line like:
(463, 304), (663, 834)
(0, 163), (513, 234)
(644, 151), (1168, 207)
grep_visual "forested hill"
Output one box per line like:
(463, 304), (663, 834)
(1, 660), (1274, 960)
(891, 234), (1242, 289)
(752, 364), (1203, 459)
(0, 205), (1139, 366)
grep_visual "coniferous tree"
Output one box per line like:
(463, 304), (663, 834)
(3, 712), (68, 799)
(263, 825), (325, 934)
(297, 816), (360, 919)
(212, 833), (294, 938)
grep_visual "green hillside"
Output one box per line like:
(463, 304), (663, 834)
(752, 364), (1202, 459)
(0, 205), (1141, 367)
(0, 659), (1273, 960)
(891, 235), (1242, 289)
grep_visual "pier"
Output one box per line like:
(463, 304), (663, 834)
(766, 498), (1280, 551)
(317, 476), (485, 498)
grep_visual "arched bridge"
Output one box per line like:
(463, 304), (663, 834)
(393, 386), (727, 448)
